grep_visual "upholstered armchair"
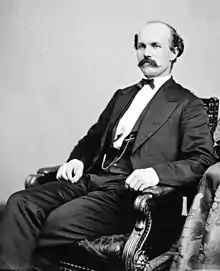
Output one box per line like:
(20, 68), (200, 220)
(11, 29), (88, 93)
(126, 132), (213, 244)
(169, 119), (220, 270)
(25, 97), (219, 271)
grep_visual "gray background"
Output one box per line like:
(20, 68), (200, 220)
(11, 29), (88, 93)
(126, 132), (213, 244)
(0, 0), (219, 201)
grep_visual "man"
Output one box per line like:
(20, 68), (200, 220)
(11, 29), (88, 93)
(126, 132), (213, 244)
(0, 20), (215, 271)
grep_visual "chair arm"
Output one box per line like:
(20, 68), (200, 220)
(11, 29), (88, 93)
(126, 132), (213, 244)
(37, 165), (61, 174)
(134, 185), (175, 214)
(123, 185), (177, 271)
(25, 165), (61, 189)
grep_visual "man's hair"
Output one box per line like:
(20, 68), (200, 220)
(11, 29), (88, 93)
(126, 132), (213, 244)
(134, 20), (184, 64)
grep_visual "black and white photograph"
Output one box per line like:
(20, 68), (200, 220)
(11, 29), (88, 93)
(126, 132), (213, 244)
(0, 1), (220, 270)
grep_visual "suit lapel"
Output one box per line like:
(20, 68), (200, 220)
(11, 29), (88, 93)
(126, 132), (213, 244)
(100, 84), (140, 149)
(132, 79), (179, 153)
(109, 85), (140, 127)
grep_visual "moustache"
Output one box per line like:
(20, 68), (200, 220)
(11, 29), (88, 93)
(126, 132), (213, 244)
(138, 57), (158, 68)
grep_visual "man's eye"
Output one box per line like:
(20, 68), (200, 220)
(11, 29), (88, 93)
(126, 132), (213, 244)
(137, 43), (145, 49)
(151, 43), (161, 48)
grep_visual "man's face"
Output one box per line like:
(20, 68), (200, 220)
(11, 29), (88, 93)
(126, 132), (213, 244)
(136, 23), (177, 78)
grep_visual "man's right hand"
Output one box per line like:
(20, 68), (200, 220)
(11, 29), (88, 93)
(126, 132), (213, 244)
(56, 159), (84, 183)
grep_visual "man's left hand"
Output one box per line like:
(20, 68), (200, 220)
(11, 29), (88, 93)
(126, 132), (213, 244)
(125, 168), (159, 191)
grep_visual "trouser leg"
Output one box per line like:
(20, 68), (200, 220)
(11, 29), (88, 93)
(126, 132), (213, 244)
(0, 178), (89, 271)
(31, 174), (136, 271)
(37, 174), (135, 248)
(34, 189), (134, 270)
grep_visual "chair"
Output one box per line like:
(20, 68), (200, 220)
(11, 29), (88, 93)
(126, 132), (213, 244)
(169, 130), (220, 270)
(25, 97), (219, 271)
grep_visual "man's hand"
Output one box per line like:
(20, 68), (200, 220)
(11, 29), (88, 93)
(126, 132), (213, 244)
(125, 168), (159, 191)
(56, 159), (84, 183)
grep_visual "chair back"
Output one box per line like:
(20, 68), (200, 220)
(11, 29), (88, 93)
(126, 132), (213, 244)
(201, 97), (219, 134)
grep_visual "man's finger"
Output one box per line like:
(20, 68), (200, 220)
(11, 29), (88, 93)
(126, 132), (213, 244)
(56, 165), (65, 179)
(126, 175), (141, 190)
(125, 172), (137, 188)
(59, 164), (69, 180)
(132, 179), (143, 191)
(129, 177), (141, 189)
(125, 172), (136, 184)
(66, 165), (74, 181)
(138, 182), (149, 192)
(72, 170), (82, 183)
(56, 167), (62, 179)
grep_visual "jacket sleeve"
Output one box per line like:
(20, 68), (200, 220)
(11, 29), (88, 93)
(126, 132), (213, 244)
(66, 90), (120, 169)
(153, 98), (216, 188)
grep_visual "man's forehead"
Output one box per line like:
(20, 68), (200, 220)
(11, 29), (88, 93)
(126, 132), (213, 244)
(138, 23), (171, 44)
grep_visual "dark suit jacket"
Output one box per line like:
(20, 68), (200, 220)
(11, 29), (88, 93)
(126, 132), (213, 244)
(67, 78), (215, 193)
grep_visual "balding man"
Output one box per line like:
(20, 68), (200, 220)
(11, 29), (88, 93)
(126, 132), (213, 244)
(0, 21), (215, 271)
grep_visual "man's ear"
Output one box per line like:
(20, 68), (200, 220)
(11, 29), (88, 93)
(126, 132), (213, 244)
(170, 47), (179, 62)
(134, 34), (138, 50)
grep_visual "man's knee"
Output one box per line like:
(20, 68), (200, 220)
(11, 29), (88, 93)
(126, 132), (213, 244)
(6, 190), (42, 220)
(7, 190), (27, 208)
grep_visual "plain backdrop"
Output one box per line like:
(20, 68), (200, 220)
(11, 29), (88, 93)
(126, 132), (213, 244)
(0, 0), (219, 202)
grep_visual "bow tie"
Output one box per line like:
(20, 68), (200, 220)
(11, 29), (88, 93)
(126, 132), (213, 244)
(137, 78), (155, 89)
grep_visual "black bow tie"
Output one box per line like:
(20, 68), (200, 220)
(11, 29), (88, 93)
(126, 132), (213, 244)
(137, 78), (155, 89)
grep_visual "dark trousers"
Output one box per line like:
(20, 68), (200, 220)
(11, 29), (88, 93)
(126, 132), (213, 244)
(0, 172), (136, 271)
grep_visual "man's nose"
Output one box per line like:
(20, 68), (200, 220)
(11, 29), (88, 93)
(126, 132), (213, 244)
(143, 46), (152, 57)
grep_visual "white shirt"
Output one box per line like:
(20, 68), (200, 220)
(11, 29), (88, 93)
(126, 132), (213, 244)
(113, 75), (171, 149)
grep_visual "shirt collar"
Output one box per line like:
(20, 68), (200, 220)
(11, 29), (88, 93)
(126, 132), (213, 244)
(153, 75), (171, 90)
